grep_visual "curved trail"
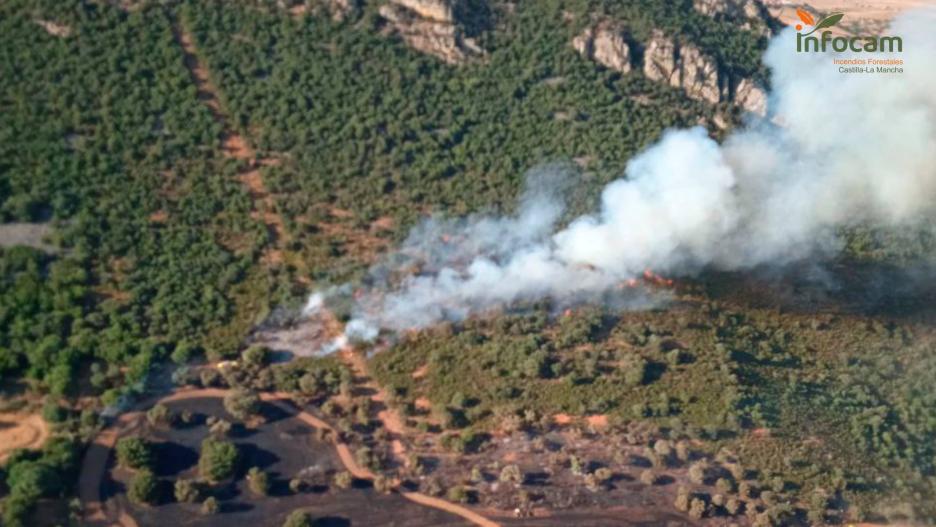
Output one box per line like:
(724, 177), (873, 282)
(79, 413), (142, 527)
(333, 347), (500, 527)
(79, 387), (499, 527)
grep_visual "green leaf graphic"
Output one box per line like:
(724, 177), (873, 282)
(802, 13), (844, 35)
(814, 13), (844, 30)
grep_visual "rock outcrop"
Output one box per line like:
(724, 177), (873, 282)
(574, 25), (767, 117)
(393, 0), (454, 22)
(734, 77), (768, 116)
(643, 30), (723, 105)
(35, 19), (72, 38)
(379, 0), (483, 64)
(572, 24), (631, 74)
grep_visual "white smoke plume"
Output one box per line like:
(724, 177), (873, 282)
(312, 8), (936, 344)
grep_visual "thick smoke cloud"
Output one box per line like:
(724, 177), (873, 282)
(311, 8), (936, 343)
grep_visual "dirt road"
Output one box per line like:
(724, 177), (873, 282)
(78, 387), (500, 527)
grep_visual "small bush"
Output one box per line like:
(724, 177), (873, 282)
(333, 471), (353, 489)
(128, 470), (158, 505)
(447, 485), (470, 503)
(174, 478), (200, 503)
(282, 510), (312, 527)
(247, 466), (271, 496)
(201, 496), (219, 515)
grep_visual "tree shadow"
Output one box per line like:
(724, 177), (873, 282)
(237, 443), (280, 472)
(219, 501), (254, 514)
(523, 471), (551, 486)
(152, 441), (199, 477)
(259, 402), (292, 424)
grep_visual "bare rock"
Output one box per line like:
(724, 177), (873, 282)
(577, 25), (767, 117)
(734, 77), (767, 116)
(394, 0), (455, 22)
(380, 0), (483, 64)
(35, 19), (72, 38)
(642, 30), (679, 85)
(643, 30), (722, 104)
(677, 45), (722, 105)
(573, 25), (631, 74)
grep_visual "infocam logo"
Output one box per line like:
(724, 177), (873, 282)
(793, 8), (903, 53)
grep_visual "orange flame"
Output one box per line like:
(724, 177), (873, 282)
(642, 269), (675, 287)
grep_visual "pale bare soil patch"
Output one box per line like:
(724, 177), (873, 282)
(551, 413), (608, 429)
(0, 412), (49, 463)
(0, 222), (55, 252)
(35, 19), (72, 37)
(148, 210), (168, 223)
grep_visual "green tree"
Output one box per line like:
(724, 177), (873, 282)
(115, 437), (154, 471)
(499, 464), (523, 485)
(224, 388), (261, 421)
(688, 497), (707, 519)
(674, 486), (690, 512)
(128, 470), (158, 505)
(333, 471), (353, 489)
(242, 346), (270, 369)
(447, 485), (470, 503)
(146, 403), (171, 427)
(201, 496), (220, 515)
(174, 478), (201, 503)
(373, 475), (394, 494)
(5, 461), (61, 502)
(247, 466), (271, 496)
(640, 469), (658, 485)
(198, 438), (239, 482)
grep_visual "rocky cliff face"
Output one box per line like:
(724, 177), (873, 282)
(574, 25), (767, 117)
(379, 0), (483, 64)
(572, 24), (631, 74)
(393, 0), (453, 22)
(734, 77), (767, 116)
(643, 29), (723, 105)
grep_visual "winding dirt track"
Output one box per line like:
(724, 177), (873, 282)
(78, 388), (499, 527)
(331, 342), (500, 526)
